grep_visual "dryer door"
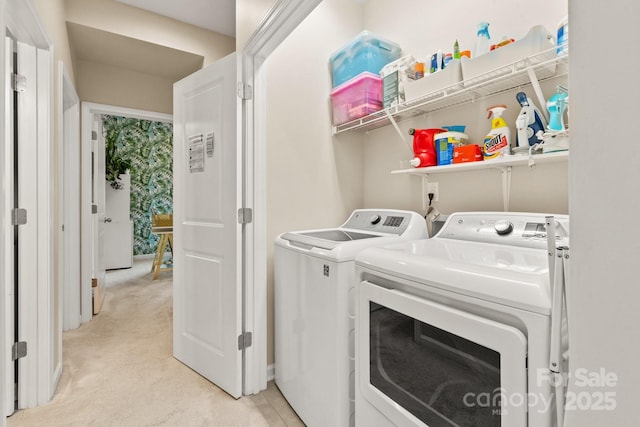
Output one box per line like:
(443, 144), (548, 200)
(357, 280), (528, 427)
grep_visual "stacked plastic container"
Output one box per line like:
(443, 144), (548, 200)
(330, 31), (402, 125)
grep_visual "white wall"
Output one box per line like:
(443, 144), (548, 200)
(265, 0), (365, 364)
(32, 0), (75, 375)
(567, 0), (640, 424)
(361, 0), (569, 215)
(76, 60), (175, 114)
(236, 0), (277, 50)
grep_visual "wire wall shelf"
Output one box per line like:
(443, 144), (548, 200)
(332, 48), (568, 135)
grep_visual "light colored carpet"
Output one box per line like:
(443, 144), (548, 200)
(8, 258), (303, 427)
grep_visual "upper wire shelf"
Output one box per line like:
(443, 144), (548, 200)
(332, 47), (569, 135)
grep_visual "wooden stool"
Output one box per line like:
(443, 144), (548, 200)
(151, 212), (173, 280)
(151, 227), (173, 279)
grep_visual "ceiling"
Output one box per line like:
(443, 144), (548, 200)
(67, 22), (205, 81)
(115, 0), (236, 37)
(67, 0), (236, 83)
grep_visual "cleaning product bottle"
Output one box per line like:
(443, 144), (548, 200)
(453, 39), (460, 59)
(474, 22), (491, 57)
(430, 50), (443, 73)
(515, 91), (547, 146)
(547, 85), (569, 131)
(409, 128), (447, 167)
(557, 15), (568, 55)
(483, 105), (512, 159)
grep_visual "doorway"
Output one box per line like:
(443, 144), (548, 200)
(102, 114), (173, 264)
(79, 103), (172, 323)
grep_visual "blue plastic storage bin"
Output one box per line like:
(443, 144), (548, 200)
(330, 31), (401, 88)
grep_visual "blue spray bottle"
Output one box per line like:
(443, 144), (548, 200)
(515, 92), (547, 146)
(474, 22), (491, 57)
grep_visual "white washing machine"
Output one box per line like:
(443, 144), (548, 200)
(274, 209), (428, 427)
(354, 212), (569, 427)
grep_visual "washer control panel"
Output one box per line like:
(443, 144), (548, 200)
(437, 212), (569, 249)
(342, 210), (415, 235)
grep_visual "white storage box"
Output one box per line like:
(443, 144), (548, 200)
(461, 26), (555, 86)
(404, 59), (462, 103)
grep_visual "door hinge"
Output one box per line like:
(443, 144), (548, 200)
(238, 332), (253, 350)
(91, 130), (98, 141)
(237, 82), (253, 100)
(92, 204), (98, 214)
(11, 208), (27, 226)
(238, 208), (253, 224)
(12, 73), (27, 93)
(12, 342), (27, 361)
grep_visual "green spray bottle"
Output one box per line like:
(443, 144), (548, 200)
(483, 105), (512, 159)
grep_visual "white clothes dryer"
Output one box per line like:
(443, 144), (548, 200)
(274, 209), (428, 427)
(354, 212), (569, 427)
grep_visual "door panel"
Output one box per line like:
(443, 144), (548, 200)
(3, 35), (15, 418)
(16, 40), (39, 409)
(173, 53), (242, 398)
(91, 117), (106, 314)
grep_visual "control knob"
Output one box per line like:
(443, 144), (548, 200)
(495, 220), (514, 235)
(369, 215), (382, 225)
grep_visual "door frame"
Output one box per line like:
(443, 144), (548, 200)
(59, 61), (80, 334)
(80, 102), (172, 324)
(239, 0), (322, 394)
(0, 3), (6, 421)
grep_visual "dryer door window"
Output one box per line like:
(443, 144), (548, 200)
(358, 281), (528, 427)
(371, 305), (501, 425)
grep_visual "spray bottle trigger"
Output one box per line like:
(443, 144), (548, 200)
(516, 92), (530, 107)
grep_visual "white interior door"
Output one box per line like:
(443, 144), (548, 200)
(91, 117), (106, 313)
(2, 36), (38, 415)
(3, 35), (15, 418)
(173, 52), (243, 398)
(15, 39), (40, 410)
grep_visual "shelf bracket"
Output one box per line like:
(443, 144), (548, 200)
(526, 67), (550, 123)
(421, 175), (430, 213)
(385, 109), (413, 154)
(500, 166), (512, 211)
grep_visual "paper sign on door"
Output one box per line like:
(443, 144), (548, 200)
(189, 134), (205, 173)
(206, 132), (215, 157)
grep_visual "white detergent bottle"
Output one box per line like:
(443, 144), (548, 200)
(483, 105), (512, 159)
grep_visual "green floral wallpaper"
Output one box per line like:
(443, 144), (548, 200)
(102, 115), (173, 255)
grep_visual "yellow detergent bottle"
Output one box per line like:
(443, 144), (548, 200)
(483, 104), (511, 159)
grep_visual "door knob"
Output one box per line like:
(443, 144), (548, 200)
(105, 217), (112, 223)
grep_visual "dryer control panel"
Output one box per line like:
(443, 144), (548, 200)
(437, 212), (569, 249)
(342, 209), (420, 236)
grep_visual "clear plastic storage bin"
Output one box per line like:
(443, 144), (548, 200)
(330, 72), (382, 125)
(330, 30), (402, 88)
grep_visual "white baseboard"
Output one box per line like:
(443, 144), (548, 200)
(266, 363), (275, 382)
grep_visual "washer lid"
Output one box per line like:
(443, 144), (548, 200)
(356, 238), (552, 315)
(280, 229), (383, 251)
(297, 229), (379, 242)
